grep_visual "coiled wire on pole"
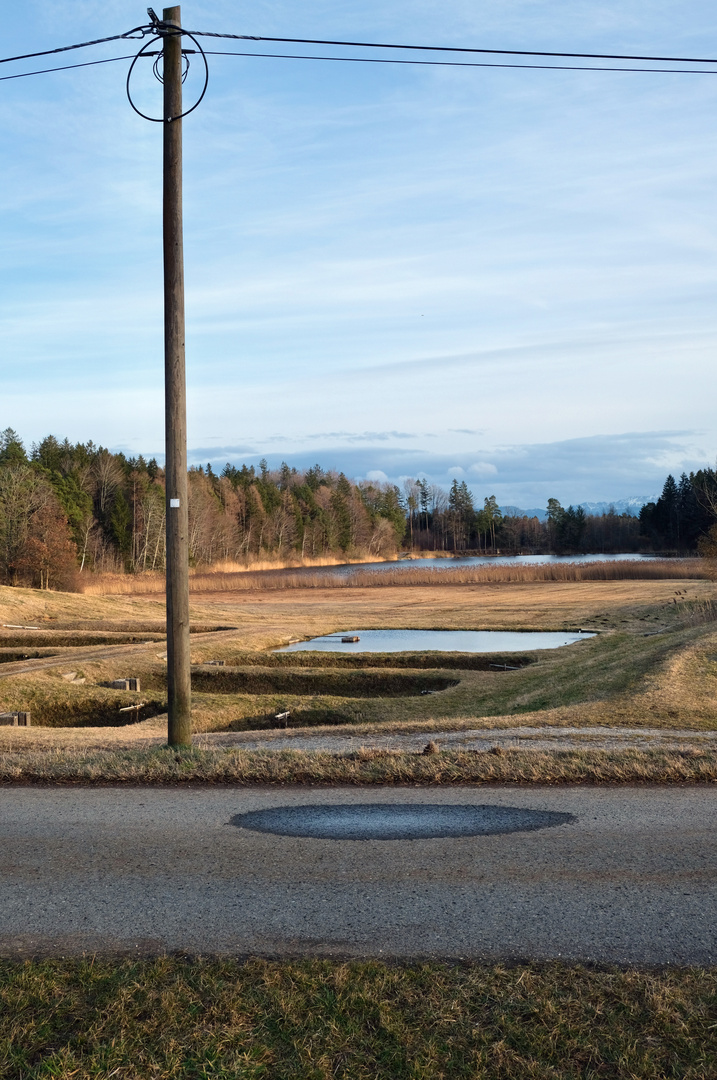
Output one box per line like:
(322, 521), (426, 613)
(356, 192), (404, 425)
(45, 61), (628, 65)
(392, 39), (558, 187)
(126, 24), (208, 122)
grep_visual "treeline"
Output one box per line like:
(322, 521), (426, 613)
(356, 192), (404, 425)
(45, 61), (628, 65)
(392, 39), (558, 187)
(1, 427), (715, 590)
(402, 479), (642, 555)
(0, 430), (406, 588)
(639, 470), (717, 553)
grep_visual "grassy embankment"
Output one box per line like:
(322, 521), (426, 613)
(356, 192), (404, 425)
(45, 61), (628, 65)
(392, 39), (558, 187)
(1, 569), (717, 781)
(1, 957), (715, 1079)
(1, 573), (716, 734)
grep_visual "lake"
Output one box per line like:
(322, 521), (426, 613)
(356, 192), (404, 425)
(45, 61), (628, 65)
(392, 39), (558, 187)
(330, 552), (657, 575)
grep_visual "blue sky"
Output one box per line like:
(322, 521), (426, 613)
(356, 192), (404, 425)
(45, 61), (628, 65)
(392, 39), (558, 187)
(3, 1), (717, 508)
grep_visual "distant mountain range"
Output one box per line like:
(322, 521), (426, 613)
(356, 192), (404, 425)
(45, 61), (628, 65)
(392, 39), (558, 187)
(500, 496), (658, 522)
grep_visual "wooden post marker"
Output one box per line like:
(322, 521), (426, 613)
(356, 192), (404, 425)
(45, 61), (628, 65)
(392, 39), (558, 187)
(163, 5), (191, 747)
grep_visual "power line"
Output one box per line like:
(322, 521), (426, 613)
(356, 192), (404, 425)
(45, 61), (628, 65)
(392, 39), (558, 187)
(2, 27), (717, 73)
(0, 28), (148, 66)
(2, 27), (716, 84)
(0, 55), (135, 82)
(203, 49), (717, 75)
(4, 47), (716, 84)
(190, 30), (717, 66)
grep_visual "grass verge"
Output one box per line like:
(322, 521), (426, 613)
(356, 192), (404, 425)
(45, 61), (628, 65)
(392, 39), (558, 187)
(1, 745), (716, 784)
(1, 956), (715, 1079)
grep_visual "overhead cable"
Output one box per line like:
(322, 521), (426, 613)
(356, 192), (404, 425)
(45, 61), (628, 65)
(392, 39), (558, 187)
(3, 26), (716, 83)
(0, 28), (149, 66)
(190, 31), (717, 66)
(6, 48), (716, 84)
(0, 55), (135, 82)
(203, 49), (717, 75)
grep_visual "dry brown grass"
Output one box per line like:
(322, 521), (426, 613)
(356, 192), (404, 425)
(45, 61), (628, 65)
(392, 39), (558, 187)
(3, 957), (715, 1079)
(80, 553), (401, 595)
(0, 584), (170, 628)
(77, 558), (706, 595)
(1, 743), (717, 785)
(2, 578), (707, 642)
(2, 577), (716, 758)
(178, 579), (713, 652)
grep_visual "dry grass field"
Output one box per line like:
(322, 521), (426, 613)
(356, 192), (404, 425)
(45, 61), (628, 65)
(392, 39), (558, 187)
(1, 566), (709, 632)
(1, 573), (716, 775)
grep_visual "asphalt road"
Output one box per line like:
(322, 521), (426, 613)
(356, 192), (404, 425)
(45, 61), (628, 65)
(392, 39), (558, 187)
(1, 785), (715, 965)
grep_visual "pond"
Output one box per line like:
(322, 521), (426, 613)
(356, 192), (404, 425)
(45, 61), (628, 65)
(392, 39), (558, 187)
(276, 629), (596, 654)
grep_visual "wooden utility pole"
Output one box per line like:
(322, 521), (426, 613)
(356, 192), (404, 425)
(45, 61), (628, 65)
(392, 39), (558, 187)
(162, 5), (191, 746)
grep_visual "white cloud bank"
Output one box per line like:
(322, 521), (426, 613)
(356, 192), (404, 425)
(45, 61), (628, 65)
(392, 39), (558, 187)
(2, 1), (717, 503)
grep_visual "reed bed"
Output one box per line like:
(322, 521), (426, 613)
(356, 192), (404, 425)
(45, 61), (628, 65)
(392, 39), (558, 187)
(678, 595), (717, 627)
(195, 558), (707, 591)
(80, 571), (164, 595)
(80, 553), (398, 595)
(80, 558), (707, 595)
(209, 553), (397, 573)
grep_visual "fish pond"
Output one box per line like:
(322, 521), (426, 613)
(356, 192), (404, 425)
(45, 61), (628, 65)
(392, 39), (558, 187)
(276, 629), (596, 654)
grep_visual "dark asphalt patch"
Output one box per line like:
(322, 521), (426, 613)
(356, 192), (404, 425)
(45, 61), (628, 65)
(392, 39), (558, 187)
(231, 803), (576, 840)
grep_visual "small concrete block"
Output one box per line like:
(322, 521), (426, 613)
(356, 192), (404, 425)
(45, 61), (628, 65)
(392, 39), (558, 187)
(0, 713), (17, 726)
(128, 678), (141, 692)
(110, 679), (131, 690)
(16, 712), (30, 726)
(61, 672), (78, 682)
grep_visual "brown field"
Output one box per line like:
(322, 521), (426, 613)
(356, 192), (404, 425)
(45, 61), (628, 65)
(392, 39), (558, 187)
(179, 577), (709, 647)
(1, 574), (716, 776)
(3, 574), (710, 643)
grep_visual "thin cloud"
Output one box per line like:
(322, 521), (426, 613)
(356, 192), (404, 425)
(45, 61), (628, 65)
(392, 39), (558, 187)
(199, 430), (706, 505)
(4, 0), (717, 496)
(303, 430), (417, 442)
